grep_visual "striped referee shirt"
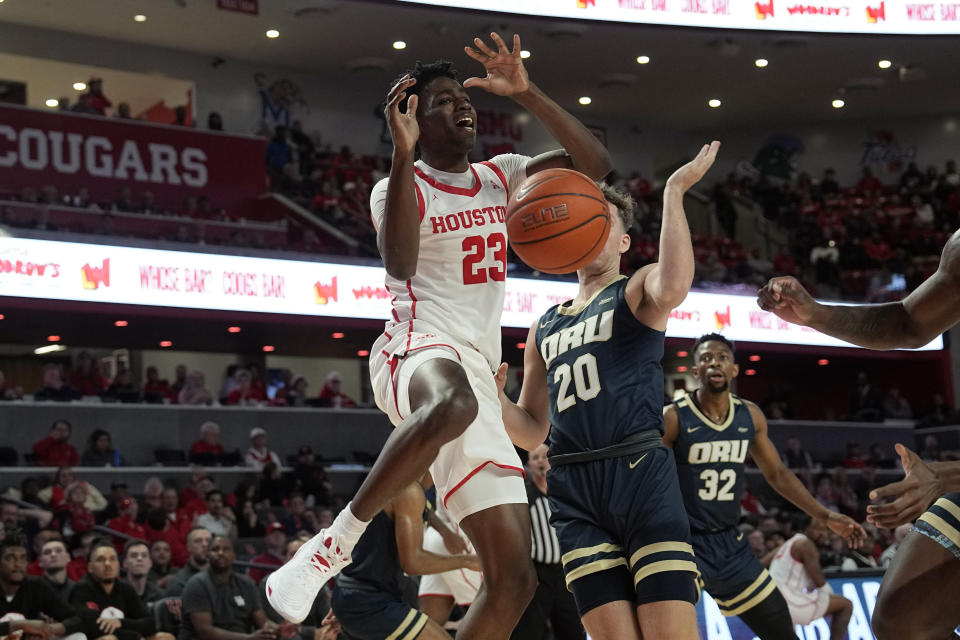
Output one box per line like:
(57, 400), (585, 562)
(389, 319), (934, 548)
(526, 479), (561, 565)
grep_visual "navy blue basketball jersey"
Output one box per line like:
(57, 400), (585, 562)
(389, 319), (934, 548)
(340, 510), (403, 597)
(671, 391), (755, 532)
(535, 277), (665, 457)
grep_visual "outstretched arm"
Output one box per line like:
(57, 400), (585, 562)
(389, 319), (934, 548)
(747, 403), (866, 547)
(625, 142), (720, 330)
(496, 323), (551, 451)
(464, 33), (612, 180)
(394, 484), (480, 575)
(757, 229), (960, 349)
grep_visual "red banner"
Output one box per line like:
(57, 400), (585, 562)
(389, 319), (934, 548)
(0, 104), (265, 215)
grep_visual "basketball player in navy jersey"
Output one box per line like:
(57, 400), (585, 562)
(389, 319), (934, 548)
(663, 333), (864, 639)
(497, 142), (719, 640)
(330, 482), (481, 640)
(757, 227), (960, 640)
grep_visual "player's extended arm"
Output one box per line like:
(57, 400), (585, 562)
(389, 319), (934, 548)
(463, 33), (611, 180)
(625, 142), (720, 330)
(793, 537), (827, 588)
(378, 75), (423, 281)
(394, 484), (480, 575)
(747, 404), (866, 547)
(661, 405), (680, 449)
(757, 229), (960, 349)
(867, 444), (960, 528)
(496, 323), (551, 451)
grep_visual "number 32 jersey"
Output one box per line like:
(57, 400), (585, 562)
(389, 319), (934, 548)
(370, 155), (530, 367)
(671, 392), (756, 532)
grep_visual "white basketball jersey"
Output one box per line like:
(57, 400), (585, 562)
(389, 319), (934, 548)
(370, 155), (530, 367)
(768, 533), (816, 596)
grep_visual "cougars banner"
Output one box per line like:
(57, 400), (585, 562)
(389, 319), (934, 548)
(395, 0), (960, 35)
(0, 104), (265, 214)
(0, 237), (943, 350)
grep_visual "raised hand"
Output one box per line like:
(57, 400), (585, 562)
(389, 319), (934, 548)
(494, 363), (509, 396)
(825, 512), (867, 548)
(867, 444), (942, 528)
(756, 276), (819, 326)
(463, 33), (530, 97)
(384, 74), (419, 154)
(665, 141), (721, 192)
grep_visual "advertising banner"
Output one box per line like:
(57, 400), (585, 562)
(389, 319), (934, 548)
(0, 237), (942, 350)
(395, 0), (960, 35)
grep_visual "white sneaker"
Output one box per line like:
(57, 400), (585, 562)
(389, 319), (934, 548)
(265, 529), (352, 623)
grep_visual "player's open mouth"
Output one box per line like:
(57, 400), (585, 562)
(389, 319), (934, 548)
(708, 372), (725, 382)
(456, 116), (475, 131)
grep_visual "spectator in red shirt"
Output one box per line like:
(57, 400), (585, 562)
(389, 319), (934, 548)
(105, 497), (147, 553)
(181, 476), (213, 523)
(144, 509), (189, 568)
(32, 420), (79, 468)
(161, 488), (191, 538)
(57, 482), (95, 537)
(142, 366), (174, 404)
(225, 369), (266, 406)
(189, 422), (224, 460)
(856, 167), (884, 195)
(244, 429), (281, 470)
(247, 523), (286, 585)
(68, 351), (105, 396)
(85, 77), (112, 115)
(842, 441), (866, 469)
(317, 371), (356, 408)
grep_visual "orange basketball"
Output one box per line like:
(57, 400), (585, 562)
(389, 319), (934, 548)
(506, 168), (610, 274)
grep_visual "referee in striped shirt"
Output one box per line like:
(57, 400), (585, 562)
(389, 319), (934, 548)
(511, 444), (585, 640)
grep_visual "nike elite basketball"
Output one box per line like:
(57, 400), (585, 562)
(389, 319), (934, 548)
(506, 168), (610, 274)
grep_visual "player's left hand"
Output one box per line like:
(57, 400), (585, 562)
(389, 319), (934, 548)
(825, 512), (866, 548)
(665, 141), (721, 192)
(867, 443), (942, 528)
(463, 33), (530, 97)
(493, 363), (509, 396)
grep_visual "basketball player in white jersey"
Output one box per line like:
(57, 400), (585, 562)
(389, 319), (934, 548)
(266, 32), (612, 640)
(765, 517), (852, 640)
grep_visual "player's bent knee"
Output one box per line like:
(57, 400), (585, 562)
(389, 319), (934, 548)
(430, 385), (478, 437)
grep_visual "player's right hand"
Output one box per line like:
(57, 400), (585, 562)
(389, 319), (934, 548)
(756, 276), (820, 327)
(867, 444), (942, 528)
(493, 363), (509, 396)
(665, 141), (720, 192)
(385, 74), (419, 154)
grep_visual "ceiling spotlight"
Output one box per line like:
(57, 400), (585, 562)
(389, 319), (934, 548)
(357, 349), (370, 357)
(331, 332), (345, 339)
(114, 320), (128, 327)
(818, 358), (830, 366)
(34, 345), (66, 355)
(755, 58), (769, 68)
(520, 50), (531, 59)
(393, 40), (406, 50)
(749, 354), (761, 362)
(73, 82), (86, 91)
(708, 98), (722, 108)
(578, 96), (592, 105)
(47, 335), (60, 342)
(45, 98), (59, 108)
(677, 365), (688, 373)
(745, 369), (757, 376)
(516, 342), (527, 349)
(636, 55), (650, 64)
(266, 29), (280, 38)
(832, 99), (845, 109)
(0, 314), (5, 320)
(262, 345), (275, 352)
(133, 14), (146, 22)
(228, 326), (241, 333)
(878, 59), (892, 69)
(677, 350), (688, 357)
(159, 340), (172, 348)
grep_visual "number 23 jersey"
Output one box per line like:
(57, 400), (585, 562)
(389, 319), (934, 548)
(671, 391), (756, 532)
(370, 155), (530, 367)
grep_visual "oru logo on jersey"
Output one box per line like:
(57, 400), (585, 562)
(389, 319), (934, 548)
(540, 309), (613, 367)
(688, 439), (750, 464)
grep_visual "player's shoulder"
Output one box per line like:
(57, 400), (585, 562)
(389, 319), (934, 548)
(738, 397), (765, 419)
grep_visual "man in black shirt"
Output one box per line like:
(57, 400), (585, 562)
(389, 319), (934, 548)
(70, 540), (174, 640)
(163, 528), (211, 598)
(122, 540), (162, 606)
(180, 536), (277, 640)
(0, 530), (84, 639)
(38, 538), (75, 601)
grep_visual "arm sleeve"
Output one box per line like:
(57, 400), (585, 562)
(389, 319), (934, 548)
(488, 153), (532, 195)
(181, 578), (211, 617)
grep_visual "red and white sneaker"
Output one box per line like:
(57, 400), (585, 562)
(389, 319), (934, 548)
(265, 529), (352, 623)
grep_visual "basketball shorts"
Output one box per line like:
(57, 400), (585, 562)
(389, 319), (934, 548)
(417, 526), (482, 605)
(547, 446), (699, 615)
(332, 582), (428, 640)
(914, 492), (960, 560)
(780, 583), (831, 626)
(692, 528), (780, 617)
(370, 320), (526, 524)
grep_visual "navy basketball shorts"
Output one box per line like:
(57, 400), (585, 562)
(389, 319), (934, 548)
(692, 528), (780, 616)
(331, 583), (429, 640)
(547, 446), (700, 615)
(914, 492), (960, 560)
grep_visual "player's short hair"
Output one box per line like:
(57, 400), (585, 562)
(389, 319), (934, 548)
(0, 530), (26, 555)
(123, 539), (149, 556)
(596, 182), (635, 231)
(394, 60), (459, 99)
(87, 537), (116, 562)
(693, 333), (735, 356)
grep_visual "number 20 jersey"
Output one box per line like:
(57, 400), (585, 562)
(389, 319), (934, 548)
(534, 277), (666, 457)
(370, 155), (530, 367)
(671, 392), (756, 532)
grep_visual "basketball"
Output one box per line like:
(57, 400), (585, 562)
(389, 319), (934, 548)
(506, 168), (611, 274)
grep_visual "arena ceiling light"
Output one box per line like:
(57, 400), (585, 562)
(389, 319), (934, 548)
(749, 354), (761, 362)
(159, 340), (172, 348)
(331, 332), (345, 339)
(676, 350), (688, 357)
(133, 14), (146, 23)
(520, 50), (531, 59)
(34, 345), (66, 355)
(114, 320), (128, 327)
(0, 314), (5, 320)
(357, 349), (370, 357)
(516, 342), (526, 349)
(818, 358), (830, 366)
(47, 335), (60, 342)
(262, 345), (275, 352)
(754, 58), (769, 68)
(392, 40), (406, 50)
(578, 96), (592, 105)
(832, 99), (846, 108)
(44, 98), (58, 108)
(878, 59), (893, 69)
(745, 369), (757, 376)
(228, 326), (241, 333)
(708, 98), (722, 108)
(636, 55), (650, 64)
(265, 29), (280, 39)
(73, 82), (86, 91)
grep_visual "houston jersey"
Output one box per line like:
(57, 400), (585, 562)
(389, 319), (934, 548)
(534, 277), (666, 457)
(370, 155), (529, 367)
(672, 391), (755, 532)
(769, 534), (816, 596)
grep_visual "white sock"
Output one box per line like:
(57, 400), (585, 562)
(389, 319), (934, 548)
(326, 502), (368, 548)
